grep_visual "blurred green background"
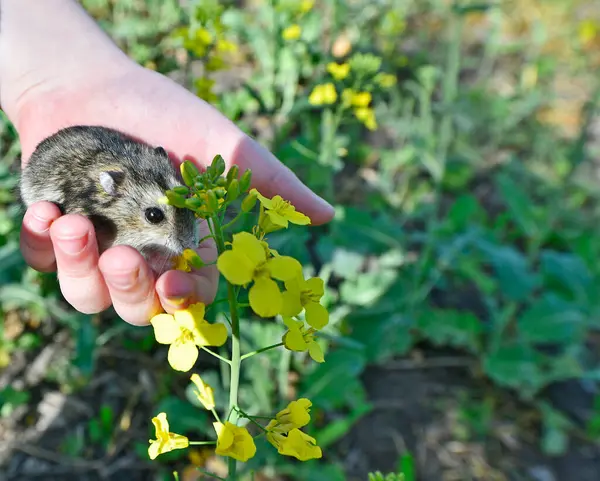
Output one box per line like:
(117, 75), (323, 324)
(1, 0), (600, 480)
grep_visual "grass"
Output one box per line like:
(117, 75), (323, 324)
(1, 1), (600, 480)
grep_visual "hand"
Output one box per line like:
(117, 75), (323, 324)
(16, 62), (335, 326)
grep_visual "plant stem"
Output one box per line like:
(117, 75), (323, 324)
(201, 346), (231, 365)
(222, 210), (246, 230)
(188, 441), (217, 446)
(240, 342), (284, 361)
(211, 215), (241, 481)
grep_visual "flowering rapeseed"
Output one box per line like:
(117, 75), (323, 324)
(148, 412), (189, 460)
(282, 24), (302, 41)
(282, 317), (324, 363)
(151, 303), (228, 372)
(214, 421), (257, 462)
(217, 232), (302, 317)
(251, 188), (311, 234)
(190, 373), (215, 411)
(309, 83), (338, 105)
(327, 62), (350, 80)
(281, 275), (329, 329)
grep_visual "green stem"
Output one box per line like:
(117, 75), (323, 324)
(196, 469), (227, 481)
(222, 210), (246, 231)
(188, 441), (217, 446)
(211, 408), (222, 424)
(240, 342), (284, 361)
(211, 215), (241, 481)
(201, 346), (231, 365)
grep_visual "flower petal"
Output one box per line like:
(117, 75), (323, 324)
(193, 320), (228, 347)
(286, 210), (311, 225)
(308, 340), (325, 363)
(305, 277), (324, 298)
(265, 210), (289, 228)
(305, 302), (329, 330)
(148, 440), (162, 460)
(267, 256), (302, 281)
(168, 341), (199, 372)
(280, 289), (303, 317)
(249, 277), (282, 318)
(151, 314), (180, 344)
(283, 328), (308, 352)
(231, 231), (265, 266)
(217, 250), (255, 285)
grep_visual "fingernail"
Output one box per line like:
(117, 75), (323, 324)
(30, 212), (52, 233)
(58, 233), (88, 255)
(107, 268), (140, 290)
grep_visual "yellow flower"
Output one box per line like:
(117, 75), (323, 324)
(172, 249), (203, 272)
(217, 232), (302, 317)
(308, 83), (338, 106)
(579, 20), (598, 46)
(213, 421), (256, 462)
(327, 62), (350, 81)
(194, 77), (218, 103)
(148, 412), (189, 460)
(282, 317), (324, 363)
(251, 188), (311, 234)
(341, 89), (372, 108)
(300, 0), (315, 13)
(354, 107), (378, 130)
(266, 420), (322, 461)
(216, 39), (238, 53)
(206, 55), (226, 72)
(282, 24), (302, 41)
(151, 303), (228, 372)
(274, 398), (312, 431)
(375, 72), (397, 88)
(190, 374), (215, 411)
(281, 275), (329, 329)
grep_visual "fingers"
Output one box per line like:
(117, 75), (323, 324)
(156, 229), (219, 313)
(98, 245), (162, 326)
(20, 201), (62, 272)
(229, 137), (336, 226)
(49, 214), (112, 314)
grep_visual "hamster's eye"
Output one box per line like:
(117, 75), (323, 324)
(145, 207), (165, 224)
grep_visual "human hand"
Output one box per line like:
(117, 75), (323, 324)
(15, 62), (334, 326)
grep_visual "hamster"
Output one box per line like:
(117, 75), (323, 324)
(19, 125), (199, 275)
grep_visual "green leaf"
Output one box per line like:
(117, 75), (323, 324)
(417, 309), (483, 353)
(476, 240), (539, 301)
(518, 294), (587, 345)
(540, 250), (594, 303)
(300, 349), (367, 410)
(155, 396), (208, 434)
(312, 402), (372, 449)
(495, 173), (542, 239)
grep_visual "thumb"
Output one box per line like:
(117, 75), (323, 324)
(225, 136), (335, 226)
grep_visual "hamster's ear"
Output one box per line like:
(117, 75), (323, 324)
(99, 170), (125, 196)
(154, 147), (168, 158)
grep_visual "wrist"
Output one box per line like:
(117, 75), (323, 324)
(0, 0), (131, 126)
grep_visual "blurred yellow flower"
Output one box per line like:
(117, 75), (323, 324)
(281, 275), (329, 329)
(282, 24), (302, 41)
(190, 373), (215, 411)
(251, 188), (311, 234)
(216, 39), (238, 53)
(300, 0), (315, 13)
(341, 89), (371, 107)
(308, 83), (337, 105)
(148, 412), (189, 460)
(206, 55), (226, 72)
(375, 72), (397, 88)
(282, 317), (324, 362)
(327, 62), (350, 80)
(151, 303), (228, 372)
(354, 107), (378, 130)
(579, 20), (598, 46)
(213, 421), (256, 462)
(172, 249), (203, 273)
(217, 232), (302, 317)
(194, 77), (218, 103)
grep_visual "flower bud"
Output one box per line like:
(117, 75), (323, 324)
(241, 190), (258, 212)
(180, 160), (200, 187)
(226, 179), (240, 202)
(185, 197), (204, 211)
(173, 186), (190, 195)
(207, 189), (219, 213)
(239, 169), (252, 193)
(212, 154), (226, 177)
(166, 190), (187, 208)
(213, 187), (227, 198)
(226, 165), (239, 185)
